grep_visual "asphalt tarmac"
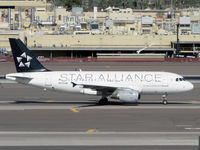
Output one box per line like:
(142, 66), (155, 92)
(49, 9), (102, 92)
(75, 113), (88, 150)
(1, 62), (200, 150)
(0, 146), (197, 150)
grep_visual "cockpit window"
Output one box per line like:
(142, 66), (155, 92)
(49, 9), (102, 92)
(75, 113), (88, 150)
(176, 78), (185, 82)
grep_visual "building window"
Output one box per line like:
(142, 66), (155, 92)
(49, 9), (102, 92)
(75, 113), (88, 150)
(59, 15), (62, 21)
(63, 16), (69, 22)
(15, 14), (18, 21)
(70, 17), (74, 22)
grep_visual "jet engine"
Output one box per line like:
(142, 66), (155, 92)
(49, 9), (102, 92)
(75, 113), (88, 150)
(112, 89), (140, 103)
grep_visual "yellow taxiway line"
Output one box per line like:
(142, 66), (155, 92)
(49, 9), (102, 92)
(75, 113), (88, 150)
(87, 129), (97, 133)
(70, 108), (79, 113)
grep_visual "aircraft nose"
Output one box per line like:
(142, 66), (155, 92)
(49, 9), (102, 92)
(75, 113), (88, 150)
(187, 82), (194, 91)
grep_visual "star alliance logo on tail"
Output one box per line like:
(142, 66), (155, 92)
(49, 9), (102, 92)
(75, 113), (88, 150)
(17, 52), (32, 68)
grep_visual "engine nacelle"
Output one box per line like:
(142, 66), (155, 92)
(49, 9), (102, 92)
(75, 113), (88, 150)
(118, 90), (139, 103)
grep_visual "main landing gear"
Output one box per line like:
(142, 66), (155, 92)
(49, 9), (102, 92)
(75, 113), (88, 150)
(98, 97), (108, 105)
(162, 93), (168, 105)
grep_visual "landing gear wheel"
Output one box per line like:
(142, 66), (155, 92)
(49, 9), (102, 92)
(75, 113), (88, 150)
(98, 98), (108, 105)
(163, 100), (168, 105)
(162, 93), (168, 105)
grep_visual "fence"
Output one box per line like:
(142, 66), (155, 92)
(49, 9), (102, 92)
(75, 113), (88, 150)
(1, 57), (200, 63)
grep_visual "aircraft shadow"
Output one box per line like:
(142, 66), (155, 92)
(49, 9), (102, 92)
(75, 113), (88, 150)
(13, 100), (95, 105)
(12, 100), (193, 108)
(138, 101), (192, 105)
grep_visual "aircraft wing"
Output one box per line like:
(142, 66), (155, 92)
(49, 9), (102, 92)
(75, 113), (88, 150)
(71, 82), (139, 96)
(183, 75), (200, 83)
(72, 82), (117, 91)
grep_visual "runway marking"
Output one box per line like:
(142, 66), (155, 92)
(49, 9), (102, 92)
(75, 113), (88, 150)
(87, 129), (97, 133)
(185, 128), (200, 130)
(176, 125), (192, 127)
(70, 108), (79, 113)
(0, 131), (199, 146)
(46, 100), (56, 102)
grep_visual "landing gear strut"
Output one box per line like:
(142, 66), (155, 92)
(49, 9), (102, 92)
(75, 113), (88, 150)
(162, 93), (168, 105)
(98, 97), (108, 105)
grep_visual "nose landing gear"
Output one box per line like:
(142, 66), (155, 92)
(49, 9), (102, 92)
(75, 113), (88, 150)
(162, 93), (168, 105)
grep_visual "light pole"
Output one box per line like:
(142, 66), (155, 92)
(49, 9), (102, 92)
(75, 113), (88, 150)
(51, 0), (56, 25)
(171, 0), (173, 9)
(176, 23), (180, 55)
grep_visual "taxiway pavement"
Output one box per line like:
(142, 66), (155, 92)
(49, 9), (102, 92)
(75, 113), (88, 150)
(1, 62), (200, 149)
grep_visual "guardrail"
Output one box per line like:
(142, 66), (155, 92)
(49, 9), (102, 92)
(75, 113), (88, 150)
(1, 57), (200, 63)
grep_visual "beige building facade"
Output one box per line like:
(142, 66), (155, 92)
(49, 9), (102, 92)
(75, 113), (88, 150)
(0, 0), (200, 57)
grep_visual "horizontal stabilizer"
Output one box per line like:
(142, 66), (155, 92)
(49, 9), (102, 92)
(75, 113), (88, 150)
(0, 75), (17, 83)
(7, 76), (32, 84)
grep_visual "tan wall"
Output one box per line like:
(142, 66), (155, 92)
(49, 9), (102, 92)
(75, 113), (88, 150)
(26, 34), (200, 48)
(0, 34), (19, 49)
(1, 32), (199, 50)
(35, 11), (54, 21)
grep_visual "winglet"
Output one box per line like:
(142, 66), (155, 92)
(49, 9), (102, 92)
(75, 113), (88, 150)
(71, 82), (77, 87)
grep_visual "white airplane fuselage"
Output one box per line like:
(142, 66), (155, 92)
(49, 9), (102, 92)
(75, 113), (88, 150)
(6, 71), (194, 96)
(6, 38), (195, 104)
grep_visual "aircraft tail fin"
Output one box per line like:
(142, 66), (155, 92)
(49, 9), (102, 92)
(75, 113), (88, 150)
(9, 38), (49, 72)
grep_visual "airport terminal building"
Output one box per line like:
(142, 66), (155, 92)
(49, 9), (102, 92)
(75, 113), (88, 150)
(0, 0), (200, 59)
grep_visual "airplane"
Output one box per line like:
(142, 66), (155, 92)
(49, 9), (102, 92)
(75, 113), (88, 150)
(1, 38), (194, 105)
